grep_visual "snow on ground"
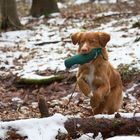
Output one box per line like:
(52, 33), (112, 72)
(95, 15), (140, 68)
(75, 0), (90, 4)
(74, 0), (133, 5)
(124, 83), (140, 102)
(95, 112), (140, 119)
(107, 136), (140, 140)
(0, 113), (140, 140)
(0, 14), (140, 79)
(75, 133), (103, 140)
(0, 113), (67, 140)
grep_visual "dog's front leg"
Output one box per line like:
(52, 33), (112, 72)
(90, 83), (110, 109)
(77, 74), (91, 97)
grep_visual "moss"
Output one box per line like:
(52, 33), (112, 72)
(44, 11), (51, 17)
(132, 22), (140, 28)
(134, 37), (140, 42)
(16, 75), (64, 85)
(117, 64), (140, 83)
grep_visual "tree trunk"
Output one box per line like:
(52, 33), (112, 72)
(30, 0), (59, 17)
(64, 116), (140, 139)
(0, 0), (22, 30)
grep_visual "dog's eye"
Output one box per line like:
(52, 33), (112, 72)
(79, 41), (84, 45)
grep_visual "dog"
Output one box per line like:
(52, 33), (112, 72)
(71, 31), (123, 115)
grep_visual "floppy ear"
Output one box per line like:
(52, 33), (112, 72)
(71, 32), (83, 45)
(98, 32), (110, 47)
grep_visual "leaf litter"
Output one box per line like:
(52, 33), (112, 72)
(0, 1), (140, 139)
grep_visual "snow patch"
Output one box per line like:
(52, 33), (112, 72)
(95, 113), (140, 119)
(0, 113), (67, 140)
(75, 0), (90, 4)
(107, 136), (140, 140)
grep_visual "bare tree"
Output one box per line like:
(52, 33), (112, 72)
(0, 0), (22, 30)
(30, 0), (59, 17)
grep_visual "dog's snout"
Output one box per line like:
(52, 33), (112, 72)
(81, 43), (89, 54)
(81, 47), (88, 54)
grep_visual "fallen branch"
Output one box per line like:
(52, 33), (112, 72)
(64, 116), (140, 139)
(1, 114), (140, 139)
(35, 39), (71, 46)
(35, 41), (61, 45)
(16, 74), (64, 85)
(37, 99), (140, 139)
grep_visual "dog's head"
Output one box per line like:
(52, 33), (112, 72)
(71, 32), (110, 54)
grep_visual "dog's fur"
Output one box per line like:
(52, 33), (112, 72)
(71, 31), (123, 115)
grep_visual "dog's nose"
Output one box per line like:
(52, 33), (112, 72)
(81, 47), (88, 54)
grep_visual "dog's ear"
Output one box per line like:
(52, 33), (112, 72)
(98, 32), (110, 47)
(71, 32), (83, 45)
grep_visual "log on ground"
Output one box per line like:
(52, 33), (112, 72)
(16, 75), (64, 85)
(64, 116), (140, 139)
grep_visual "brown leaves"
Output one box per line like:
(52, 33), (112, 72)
(0, 65), (140, 121)
(5, 128), (27, 140)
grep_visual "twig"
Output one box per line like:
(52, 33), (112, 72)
(35, 39), (71, 46)
(38, 95), (50, 117)
(62, 82), (77, 113)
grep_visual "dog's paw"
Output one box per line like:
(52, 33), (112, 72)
(90, 96), (100, 108)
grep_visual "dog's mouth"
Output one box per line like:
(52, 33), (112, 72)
(80, 51), (90, 55)
(79, 49), (92, 55)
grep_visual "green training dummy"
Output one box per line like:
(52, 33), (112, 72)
(64, 48), (102, 69)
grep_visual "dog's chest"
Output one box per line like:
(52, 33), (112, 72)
(85, 65), (95, 89)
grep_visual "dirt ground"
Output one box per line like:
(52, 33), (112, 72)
(0, 1), (140, 121)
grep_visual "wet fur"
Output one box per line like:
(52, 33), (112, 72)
(71, 31), (123, 115)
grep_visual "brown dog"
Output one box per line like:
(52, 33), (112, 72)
(71, 31), (123, 115)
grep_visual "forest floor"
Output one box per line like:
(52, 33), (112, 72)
(0, 1), (140, 122)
